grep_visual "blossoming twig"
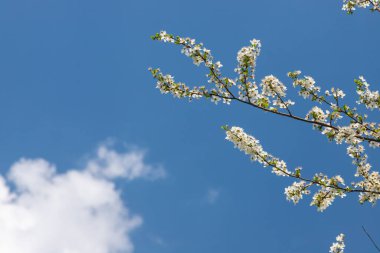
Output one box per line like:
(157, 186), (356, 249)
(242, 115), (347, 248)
(223, 126), (380, 211)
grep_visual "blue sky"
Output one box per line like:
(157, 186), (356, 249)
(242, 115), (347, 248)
(0, 0), (379, 252)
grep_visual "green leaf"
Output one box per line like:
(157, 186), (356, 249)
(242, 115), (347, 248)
(221, 125), (229, 131)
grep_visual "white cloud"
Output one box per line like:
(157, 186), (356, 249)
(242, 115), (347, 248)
(205, 188), (220, 205)
(86, 145), (166, 180)
(149, 235), (166, 246)
(0, 144), (165, 253)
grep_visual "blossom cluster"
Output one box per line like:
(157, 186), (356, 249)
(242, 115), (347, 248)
(284, 181), (311, 204)
(288, 72), (380, 149)
(224, 126), (349, 211)
(149, 68), (205, 101)
(224, 126), (291, 177)
(288, 72), (322, 101)
(306, 106), (329, 129)
(329, 234), (345, 253)
(342, 0), (380, 13)
(309, 173), (346, 211)
(325, 87), (346, 100)
(260, 75), (295, 109)
(235, 39), (261, 82)
(355, 76), (380, 111)
(347, 143), (380, 203)
(150, 31), (233, 105)
(234, 39), (288, 109)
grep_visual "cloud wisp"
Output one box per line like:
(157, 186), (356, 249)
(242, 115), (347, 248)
(205, 188), (220, 205)
(0, 145), (165, 253)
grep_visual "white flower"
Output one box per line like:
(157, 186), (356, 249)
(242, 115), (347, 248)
(236, 39), (261, 81)
(292, 76), (321, 100)
(329, 233), (345, 253)
(355, 76), (380, 110)
(261, 75), (287, 97)
(285, 181), (311, 204)
(306, 106), (329, 123)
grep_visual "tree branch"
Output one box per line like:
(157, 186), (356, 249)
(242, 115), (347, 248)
(362, 225), (380, 252)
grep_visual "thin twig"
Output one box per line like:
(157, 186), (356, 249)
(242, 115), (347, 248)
(362, 225), (380, 252)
